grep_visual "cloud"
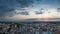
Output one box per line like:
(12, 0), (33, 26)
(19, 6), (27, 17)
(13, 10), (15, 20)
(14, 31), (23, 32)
(15, 8), (29, 15)
(35, 11), (43, 14)
(16, 11), (29, 15)
(19, 11), (29, 15)
(0, 0), (16, 18)
(57, 8), (60, 12)
(0, 0), (42, 19)
(35, 8), (47, 14)
(16, 0), (42, 8)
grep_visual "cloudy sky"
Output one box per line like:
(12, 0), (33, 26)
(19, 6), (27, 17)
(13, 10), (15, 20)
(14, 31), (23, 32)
(0, 0), (60, 21)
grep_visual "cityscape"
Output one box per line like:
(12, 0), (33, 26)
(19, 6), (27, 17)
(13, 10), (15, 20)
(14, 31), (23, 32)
(0, 21), (60, 34)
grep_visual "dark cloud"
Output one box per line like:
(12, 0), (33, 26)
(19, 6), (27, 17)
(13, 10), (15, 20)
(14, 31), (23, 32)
(0, 0), (42, 18)
(35, 8), (45, 14)
(35, 11), (43, 14)
(19, 11), (29, 15)
(15, 11), (29, 15)
(15, 8), (29, 15)
(57, 8), (60, 12)
(16, 0), (33, 8)
(16, 0), (42, 8)
(0, 0), (16, 18)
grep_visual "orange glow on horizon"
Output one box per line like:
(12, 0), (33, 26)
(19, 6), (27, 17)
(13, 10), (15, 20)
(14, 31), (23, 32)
(44, 15), (48, 22)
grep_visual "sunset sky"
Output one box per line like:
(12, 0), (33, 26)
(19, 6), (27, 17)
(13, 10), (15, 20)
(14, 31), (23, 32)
(0, 0), (60, 21)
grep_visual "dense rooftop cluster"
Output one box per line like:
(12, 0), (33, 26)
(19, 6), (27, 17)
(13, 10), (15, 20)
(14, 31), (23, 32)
(0, 22), (60, 34)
